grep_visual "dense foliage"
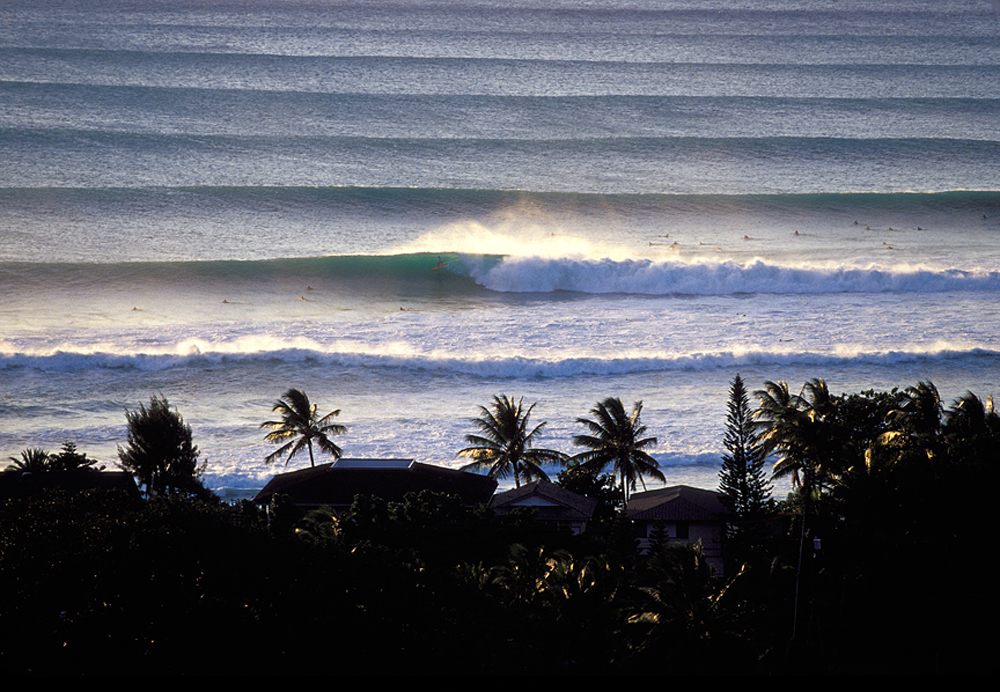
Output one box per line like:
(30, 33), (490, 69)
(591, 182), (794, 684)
(1, 378), (996, 676)
(117, 396), (213, 500)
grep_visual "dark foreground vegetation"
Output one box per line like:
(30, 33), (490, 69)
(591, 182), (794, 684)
(1, 378), (997, 676)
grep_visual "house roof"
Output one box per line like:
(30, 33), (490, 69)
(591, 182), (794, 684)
(626, 485), (731, 522)
(252, 458), (497, 507)
(0, 470), (141, 499)
(489, 479), (598, 521)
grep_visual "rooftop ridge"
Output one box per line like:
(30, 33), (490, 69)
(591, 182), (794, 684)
(332, 458), (414, 470)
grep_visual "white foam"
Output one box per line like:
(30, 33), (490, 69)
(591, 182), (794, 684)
(470, 256), (1000, 295)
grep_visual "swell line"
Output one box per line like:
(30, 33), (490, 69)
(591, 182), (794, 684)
(2, 340), (997, 378)
(3, 254), (999, 298)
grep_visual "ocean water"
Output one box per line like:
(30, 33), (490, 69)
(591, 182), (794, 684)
(1, 0), (998, 500)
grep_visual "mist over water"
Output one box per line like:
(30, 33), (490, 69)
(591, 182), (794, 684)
(1, 0), (998, 499)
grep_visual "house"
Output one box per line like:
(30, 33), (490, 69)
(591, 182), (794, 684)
(0, 470), (141, 500)
(626, 485), (732, 576)
(488, 479), (598, 535)
(252, 458), (497, 511)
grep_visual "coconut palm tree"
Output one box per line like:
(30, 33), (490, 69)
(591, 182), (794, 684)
(943, 390), (999, 438)
(457, 394), (567, 487)
(754, 378), (846, 498)
(6, 447), (52, 474)
(887, 380), (944, 440)
(868, 380), (945, 474)
(261, 388), (347, 467)
(753, 378), (848, 643)
(571, 397), (664, 505)
(941, 391), (1000, 467)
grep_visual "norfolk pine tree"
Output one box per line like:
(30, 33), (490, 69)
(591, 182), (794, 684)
(718, 375), (771, 549)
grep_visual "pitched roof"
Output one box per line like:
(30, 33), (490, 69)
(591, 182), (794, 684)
(252, 458), (497, 507)
(626, 485), (731, 522)
(489, 479), (598, 520)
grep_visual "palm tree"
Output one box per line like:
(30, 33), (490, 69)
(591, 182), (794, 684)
(943, 390), (999, 438)
(869, 380), (945, 473)
(6, 447), (52, 473)
(754, 378), (845, 498)
(571, 397), (664, 505)
(261, 388), (347, 467)
(942, 391), (1000, 467)
(753, 378), (847, 643)
(457, 394), (567, 487)
(885, 380), (944, 442)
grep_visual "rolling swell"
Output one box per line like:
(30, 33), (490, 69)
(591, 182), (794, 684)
(4, 251), (999, 298)
(0, 253), (491, 296)
(3, 185), (998, 217)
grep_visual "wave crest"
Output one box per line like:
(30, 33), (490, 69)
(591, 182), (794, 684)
(467, 256), (1000, 295)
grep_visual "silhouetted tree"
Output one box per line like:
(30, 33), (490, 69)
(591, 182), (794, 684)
(118, 395), (212, 499)
(556, 465), (623, 520)
(718, 374), (771, 534)
(6, 443), (102, 475)
(49, 442), (101, 473)
(458, 394), (567, 487)
(6, 448), (53, 474)
(754, 378), (847, 505)
(753, 378), (847, 644)
(572, 397), (664, 505)
(261, 388), (346, 467)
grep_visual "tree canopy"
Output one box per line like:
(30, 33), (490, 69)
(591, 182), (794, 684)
(572, 397), (664, 505)
(458, 394), (567, 487)
(718, 374), (771, 529)
(118, 395), (211, 500)
(261, 388), (347, 467)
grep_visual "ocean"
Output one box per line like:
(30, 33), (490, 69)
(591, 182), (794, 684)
(1, 0), (998, 501)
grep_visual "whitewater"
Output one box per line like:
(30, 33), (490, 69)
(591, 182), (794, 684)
(1, 0), (999, 500)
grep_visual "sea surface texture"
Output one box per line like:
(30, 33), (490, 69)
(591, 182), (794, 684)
(1, 0), (998, 499)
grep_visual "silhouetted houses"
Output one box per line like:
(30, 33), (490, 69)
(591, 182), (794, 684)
(0, 470), (141, 500)
(626, 485), (732, 575)
(488, 479), (597, 535)
(252, 458), (497, 511)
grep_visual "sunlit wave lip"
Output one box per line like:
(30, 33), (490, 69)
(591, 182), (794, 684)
(468, 255), (1000, 295)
